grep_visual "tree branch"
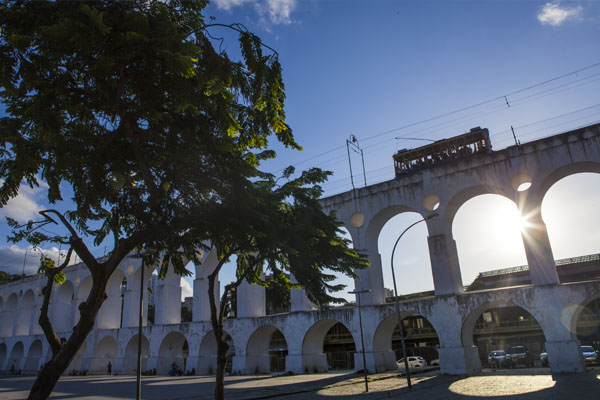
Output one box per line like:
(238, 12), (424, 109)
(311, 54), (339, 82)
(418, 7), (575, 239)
(39, 247), (74, 358)
(39, 210), (78, 237)
(203, 23), (279, 56)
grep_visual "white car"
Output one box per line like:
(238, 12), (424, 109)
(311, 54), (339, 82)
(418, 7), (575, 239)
(397, 356), (427, 369)
(429, 359), (440, 366)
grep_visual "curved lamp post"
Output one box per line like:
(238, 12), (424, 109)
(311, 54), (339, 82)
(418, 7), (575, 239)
(390, 212), (438, 390)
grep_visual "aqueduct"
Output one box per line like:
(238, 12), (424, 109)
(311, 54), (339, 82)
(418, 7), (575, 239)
(1, 123), (599, 376)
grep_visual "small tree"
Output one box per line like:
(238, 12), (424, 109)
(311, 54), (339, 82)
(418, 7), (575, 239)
(201, 167), (368, 399)
(0, 1), (304, 398)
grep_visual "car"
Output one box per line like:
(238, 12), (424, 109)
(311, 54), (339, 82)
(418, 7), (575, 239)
(539, 348), (548, 367)
(487, 350), (506, 368)
(397, 356), (427, 369)
(503, 345), (534, 368)
(581, 346), (599, 365)
(429, 359), (440, 366)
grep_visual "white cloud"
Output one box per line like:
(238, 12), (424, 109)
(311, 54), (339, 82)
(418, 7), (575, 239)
(0, 245), (76, 276)
(213, 0), (297, 25)
(0, 179), (48, 223)
(213, 0), (249, 10)
(537, 2), (583, 26)
(180, 277), (193, 301)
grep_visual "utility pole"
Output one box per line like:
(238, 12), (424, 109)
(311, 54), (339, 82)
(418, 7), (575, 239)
(511, 126), (520, 146)
(22, 249), (28, 276)
(346, 135), (367, 190)
(349, 289), (371, 393)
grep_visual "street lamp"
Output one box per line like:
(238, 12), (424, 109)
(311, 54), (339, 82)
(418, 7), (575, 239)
(130, 251), (155, 400)
(390, 213), (438, 390)
(349, 288), (371, 393)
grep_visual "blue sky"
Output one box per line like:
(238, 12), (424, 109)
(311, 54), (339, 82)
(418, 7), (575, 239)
(1, 1), (600, 302)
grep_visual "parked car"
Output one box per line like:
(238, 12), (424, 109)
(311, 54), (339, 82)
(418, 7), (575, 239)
(487, 350), (506, 368)
(429, 359), (440, 366)
(397, 356), (426, 369)
(539, 348), (548, 367)
(504, 345), (534, 368)
(581, 346), (599, 365)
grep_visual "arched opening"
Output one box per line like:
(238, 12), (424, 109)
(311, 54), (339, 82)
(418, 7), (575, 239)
(90, 336), (117, 374)
(68, 341), (88, 373)
(198, 330), (234, 375)
(453, 194), (528, 289)
(97, 270), (125, 329)
(302, 320), (356, 372)
(16, 290), (35, 336)
(122, 334), (150, 374)
(54, 281), (74, 333)
(541, 173), (600, 261)
(0, 293), (18, 337)
(74, 276), (92, 326)
(324, 323), (356, 370)
(8, 341), (24, 372)
(0, 343), (7, 371)
(157, 331), (189, 374)
(463, 303), (545, 369)
(574, 296), (600, 363)
(24, 340), (42, 372)
(379, 212), (434, 298)
(373, 313), (440, 372)
(245, 325), (288, 374)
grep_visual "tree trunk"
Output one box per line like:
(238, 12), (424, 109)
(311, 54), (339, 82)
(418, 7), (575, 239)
(214, 340), (227, 400)
(27, 275), (108, 400)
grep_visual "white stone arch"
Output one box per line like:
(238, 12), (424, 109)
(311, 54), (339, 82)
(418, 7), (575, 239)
(245, 325), (288, 374)
(0, 293), (19, 337)
(365, 205), (420, 253)
(461, 300), (543, 347)
(451, 191), (528, 286)
(371, 310), (439, 372)
(97, 270), (125, 329)
(122, 334), (150, 374)
(198, 329), (234, 375)
(0, 342), (6, 371)
(74, 276), (92, 326)
(68, 341), (88, 372)
(8, 341), (24, 371)
(53, 280), (75, 333)
(16, 289), (35, 336)
(570, 293), (600, 342)
(378, 210), (435, 297)
(90, 335), (118, 373)
(444, 184), (512, 231)
(156, 331), (190, 374)
(539, 169), (600, 259)
(24, 339), (43, 372)
(536, 161), (600, 203)
(461, 300), (548, 370)
(302, 319), (357, 373)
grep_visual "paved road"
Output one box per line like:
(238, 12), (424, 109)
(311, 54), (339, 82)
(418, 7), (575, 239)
(1, 368), (599, 399)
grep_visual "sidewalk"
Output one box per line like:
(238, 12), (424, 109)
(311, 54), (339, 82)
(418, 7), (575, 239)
(0, 367), (598, 399)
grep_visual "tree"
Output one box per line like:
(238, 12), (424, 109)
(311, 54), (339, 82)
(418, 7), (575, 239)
(0, 2), (368, 399)
(201, 166), (368, 399)
(1, 1), (301, 398)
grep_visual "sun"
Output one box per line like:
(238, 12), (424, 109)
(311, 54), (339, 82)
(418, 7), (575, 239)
(490, 205), (529, 237)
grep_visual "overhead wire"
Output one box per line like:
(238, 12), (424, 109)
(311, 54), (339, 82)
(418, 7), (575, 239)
(273, 61), (600, 175)
(322, 107), (600, 195)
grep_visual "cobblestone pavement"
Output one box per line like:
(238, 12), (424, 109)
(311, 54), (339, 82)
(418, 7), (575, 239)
(1, 367), (598, 399)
